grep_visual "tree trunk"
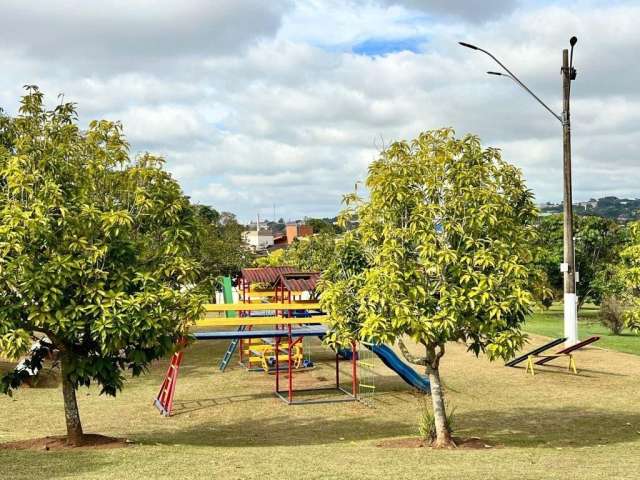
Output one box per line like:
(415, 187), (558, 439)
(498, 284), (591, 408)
(426, 366), (455, 448)
(60, 355), (84, 446)
(577, 290), (589, 311)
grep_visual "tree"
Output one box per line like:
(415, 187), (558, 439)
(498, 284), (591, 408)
(535, 214), (624, 308)
(254, 248), (290, 268)
(191, 205), (253, 297)
(285, 233), (337, 271)
(254, 233), (337, 272)
(619, 222), (640, 333)
(305, 217), (343, 235)
(0, 87), (203, 445)
(320, 129), (542, 447)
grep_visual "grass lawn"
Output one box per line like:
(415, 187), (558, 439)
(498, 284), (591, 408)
(526, 304), (640, 355)
(2, 329), (640, 480)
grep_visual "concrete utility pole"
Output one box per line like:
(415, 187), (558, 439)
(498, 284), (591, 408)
(459, 37), (579, 346)
(561, 42), (578, 345)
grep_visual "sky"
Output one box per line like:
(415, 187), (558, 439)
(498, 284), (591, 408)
(1, 0), (638, 222)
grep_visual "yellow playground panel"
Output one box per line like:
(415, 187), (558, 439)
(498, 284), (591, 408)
(203, 302), (321, 312)
(197, 303), (327, 328)
(198, 301), (321, 373)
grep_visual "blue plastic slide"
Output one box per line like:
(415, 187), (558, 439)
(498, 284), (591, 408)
(366, 344), (431, 393)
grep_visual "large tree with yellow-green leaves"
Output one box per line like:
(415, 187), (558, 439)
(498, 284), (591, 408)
(620, 222), (640, 333)
(0, 87), (203, 445)
(321, 129), (545, 447)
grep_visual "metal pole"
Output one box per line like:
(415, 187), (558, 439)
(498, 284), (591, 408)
(275, 335), (280, 392)
(287, 324), (293, 403)
(351, 341), (357, 397)
(562, 48), (578, 346)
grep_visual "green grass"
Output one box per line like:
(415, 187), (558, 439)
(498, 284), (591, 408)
(2, 328), (640, 479)
(526, 304), (640, 355)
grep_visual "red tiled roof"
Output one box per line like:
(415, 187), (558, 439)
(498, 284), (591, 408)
(241, 266), (298, 284)
(276, 272), (321, 292)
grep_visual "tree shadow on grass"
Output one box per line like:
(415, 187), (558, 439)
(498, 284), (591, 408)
(0, 450), (117, 480)
(171, 391), (277, 415)
(138, 406), (640, 450)
(135, 415), (413, 448)
(457, 407), (640, 448)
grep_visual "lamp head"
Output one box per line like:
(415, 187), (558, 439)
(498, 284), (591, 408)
(570, 36), (577, 47)
(458, 41), (478, 50)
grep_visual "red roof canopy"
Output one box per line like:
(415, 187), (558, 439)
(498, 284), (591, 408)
(241, 266), (298, 284)
(275, 272), (321, 292)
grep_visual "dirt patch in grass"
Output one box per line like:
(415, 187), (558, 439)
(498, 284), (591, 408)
(0, 434), (130, 451)
(377, 436), (498, 449)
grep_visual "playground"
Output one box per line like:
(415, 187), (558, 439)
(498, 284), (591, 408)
(154, 269), (429, 415)
(1, 269), (640, 479)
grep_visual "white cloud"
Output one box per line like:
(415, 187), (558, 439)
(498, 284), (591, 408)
(1, 0), (639, 221)
(0, 1), (291, 61)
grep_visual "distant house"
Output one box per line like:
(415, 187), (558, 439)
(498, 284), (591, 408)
(285, 222), (313, 245)
(242, 230), (274, 252)
(265, 223), (314, 252)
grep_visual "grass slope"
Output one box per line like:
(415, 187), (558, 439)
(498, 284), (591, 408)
(2, 330), (640, 479)
(526, 304), (640, 355)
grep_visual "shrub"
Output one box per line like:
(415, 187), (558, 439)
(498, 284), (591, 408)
(600, 296), (626, 335)
(418, 397), (456, 444)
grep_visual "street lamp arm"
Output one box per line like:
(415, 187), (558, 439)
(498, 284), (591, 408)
(459, 42), (563, 124)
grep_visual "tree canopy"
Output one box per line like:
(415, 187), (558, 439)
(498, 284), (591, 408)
(619, 222), (640, 333)
(191, 205), (253, 296)
(535, 214), (625, 307)
(305, 217), (343, 235)
(255, 233), (337, 272)
(0, 87), (203, 445)
(320, 129), (543, 447)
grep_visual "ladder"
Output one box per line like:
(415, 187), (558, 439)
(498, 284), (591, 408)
(154, 351), (185, 416)
(218, 325), (247, 371)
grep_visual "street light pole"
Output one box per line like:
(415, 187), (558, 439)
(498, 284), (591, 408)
(562, 44), (578, 345)
(459, 38), (579, 345)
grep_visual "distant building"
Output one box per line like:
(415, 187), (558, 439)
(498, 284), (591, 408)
(242, 230), (274, 252)
(285, 222), (313, 245)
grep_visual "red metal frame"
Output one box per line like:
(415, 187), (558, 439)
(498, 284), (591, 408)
(535, 335), (600, 365)
(154, 350), (184, 416)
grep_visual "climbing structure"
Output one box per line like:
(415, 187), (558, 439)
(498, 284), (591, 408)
(154, 269), (430, 416)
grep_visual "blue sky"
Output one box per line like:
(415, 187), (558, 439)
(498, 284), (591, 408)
(352, 37), (426, 56)
(0, 0), (639, 222)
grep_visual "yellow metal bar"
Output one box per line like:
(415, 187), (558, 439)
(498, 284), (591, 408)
(525, 355), (535, 376)
(568, 354), (577, 374)
(194, 315), (329, 327)
(204, 302), (321, 312)
(358, 384), (376, 389)
(244, 293), (275, 300)
(358, 361), (376, 368)
(245, 289), (307, 297)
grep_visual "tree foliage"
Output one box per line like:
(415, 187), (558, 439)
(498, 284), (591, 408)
(320, 129), (542, 447)
(191, 205), (253, 296)
(0, 87), (204, 444)
(534, 214), (625, 307)
(255, 233), (337, 272)
(620, 222), (640, 333)
(305, 217), (343, 235)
